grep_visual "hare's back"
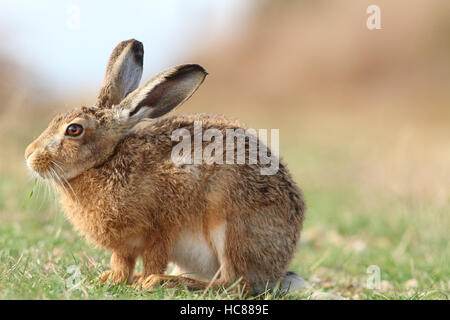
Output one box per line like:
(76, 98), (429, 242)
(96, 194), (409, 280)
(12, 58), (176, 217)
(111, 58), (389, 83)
(130, 113), (304, 217)
(134, 113), (247, 136)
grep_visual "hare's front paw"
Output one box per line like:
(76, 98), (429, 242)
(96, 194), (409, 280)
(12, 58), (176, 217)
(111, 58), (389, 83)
(130, 272), (145, 286)
(99, 270), (129, 285)
(140, 274), (167, 290)
(130, 273), (156, 288)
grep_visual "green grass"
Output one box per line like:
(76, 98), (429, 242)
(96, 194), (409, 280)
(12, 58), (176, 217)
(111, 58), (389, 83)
(0, 121), (449, 300)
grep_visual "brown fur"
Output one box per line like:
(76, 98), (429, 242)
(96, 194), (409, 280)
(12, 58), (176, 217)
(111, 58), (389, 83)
(24, 40), (305, 295)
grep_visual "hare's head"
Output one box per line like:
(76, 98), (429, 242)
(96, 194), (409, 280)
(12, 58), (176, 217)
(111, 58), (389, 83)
(25, 39), (207, 181)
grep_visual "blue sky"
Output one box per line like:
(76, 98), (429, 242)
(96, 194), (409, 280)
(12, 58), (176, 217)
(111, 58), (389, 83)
(0, 0), (254, 94)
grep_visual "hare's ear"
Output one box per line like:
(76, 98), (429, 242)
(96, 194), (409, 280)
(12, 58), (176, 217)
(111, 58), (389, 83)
(117, 64), (207, 122)
(96, 39), (144, 108)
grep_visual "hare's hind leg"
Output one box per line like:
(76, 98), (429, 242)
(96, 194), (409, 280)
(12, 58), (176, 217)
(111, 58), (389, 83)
(140, 273), (251, 295)
(132, 263), (187, 284)
(141, 274), (207, 291)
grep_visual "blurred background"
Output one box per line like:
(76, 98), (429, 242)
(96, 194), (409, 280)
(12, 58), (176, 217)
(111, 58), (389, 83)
(0, 0), (449, 299)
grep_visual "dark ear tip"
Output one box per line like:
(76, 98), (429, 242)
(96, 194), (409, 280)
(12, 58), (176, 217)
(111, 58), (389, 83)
(113, 39), (144, 66)
(192, 64), (208, 76)
(129, 39), (143, 52)
(175, 64), (208, 77)
(129, 40), (144, 65)
(121, 38), (142, 47)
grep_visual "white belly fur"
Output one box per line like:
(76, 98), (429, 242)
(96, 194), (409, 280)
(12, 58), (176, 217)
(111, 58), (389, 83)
(170, 223), (226, 281)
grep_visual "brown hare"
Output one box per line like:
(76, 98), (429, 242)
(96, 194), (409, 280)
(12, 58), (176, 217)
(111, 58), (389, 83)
(25, 39), (306, 295)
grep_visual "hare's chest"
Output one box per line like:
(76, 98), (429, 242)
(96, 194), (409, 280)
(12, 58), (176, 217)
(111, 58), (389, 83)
(60, 197), (120, 248)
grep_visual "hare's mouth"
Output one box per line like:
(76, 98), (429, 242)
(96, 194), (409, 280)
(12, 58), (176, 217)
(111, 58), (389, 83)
(26, 157), (78, 199)
(26, 163), (52, 180)
(26, 152), (62, 181)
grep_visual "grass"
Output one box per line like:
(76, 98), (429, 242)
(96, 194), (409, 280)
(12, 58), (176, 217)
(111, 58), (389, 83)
(0, 106), (449, 300)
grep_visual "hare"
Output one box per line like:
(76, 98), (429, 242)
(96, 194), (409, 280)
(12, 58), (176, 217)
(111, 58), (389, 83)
(25, 39), (306, 295)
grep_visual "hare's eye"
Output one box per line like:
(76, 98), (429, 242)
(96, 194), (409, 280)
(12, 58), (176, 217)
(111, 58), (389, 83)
(65, 124), (84, 137)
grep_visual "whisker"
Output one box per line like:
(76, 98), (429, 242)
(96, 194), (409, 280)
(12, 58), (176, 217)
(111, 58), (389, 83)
(48, 168), (61, 204)
(38, 177), (54, 212)
(50, 167), (67, 195)
(35, 176), (47, 212)
(38, 172), (53, 211)
(50, 161), (79, 203)
(56, 169), (77, 201)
